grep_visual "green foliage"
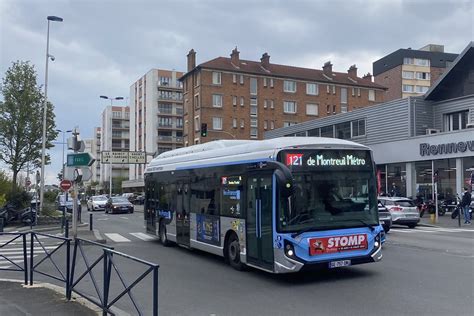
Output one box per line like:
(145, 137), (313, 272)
(0, 170), (10, 195)
(0, 61), (58, 187)
(0, 193), (6, 207)
(44, 190), (57, 204)
(6, 189), (30, 209)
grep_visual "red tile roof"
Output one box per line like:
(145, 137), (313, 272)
(183, 57), (387, 90)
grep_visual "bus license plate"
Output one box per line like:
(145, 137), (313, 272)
(329, 260), (351, 268)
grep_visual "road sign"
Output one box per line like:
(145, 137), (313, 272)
(67, 153), (95, 167)
(60, 180), (72, 191)
(80, 167), (93, 182)
(129, 151), (146, 164)
(101, 151), (145, 164)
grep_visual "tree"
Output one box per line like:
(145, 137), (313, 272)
(0, 61), (58, 189)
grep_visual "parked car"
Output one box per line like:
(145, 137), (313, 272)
(133, 194), (145, 205)
(378, 197), (420, 228)
(378, 200), (392, 233)
(87, 195), (108, 211)
(105, 197), (134, 214)
(56, 193), (81, 213)
(122, 193), (136, 202)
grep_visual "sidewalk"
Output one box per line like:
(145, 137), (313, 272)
(418, 211), (474, 229)
(0, 279), (99, 316)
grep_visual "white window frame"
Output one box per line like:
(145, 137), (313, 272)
(194, 116), (200, 132)
(306, 103), (319, 116)
(212, 72), (221, 85)
(283, 80), (297, 93)
(232, 74), (237, 83)
(368, 89), (375, 101)
(341, 87), (347, 104)
(283, 101), (297, 114)
(264, 99), (268, 108)
(415, 85), (429, 93)
(332, 85), (336, 94)
(232, 95), (237, 106)
(306, 83), (318, 95)
(270, 100), (274, 109)
(270, 121), (275, 129)
(352, 87), (355, 96)
(402, 85), (414, 93)
(240, 119), (245, 128)
(402, 71), (414, 79)
(326, 85), (330, 94)
(416, 72), (431, 80)
(232, 118), (237, 128)
(240, 97), (244, 107)
(250, 77), (258, 95)
(351, 119), (366, 137)
(357, 88), (361, 97)
(240, 75), (244, 84)
(415, 58), (430, 66)
(212, 94), (223, 107)
(263, 120), (268, 130)
(263, 77), (267, 87)
(212, 117), (223, 130)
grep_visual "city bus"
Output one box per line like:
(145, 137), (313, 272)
(144, 137), (383, 273)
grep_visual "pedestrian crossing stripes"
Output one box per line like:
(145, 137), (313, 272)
(104, 232), (158, 243)
(391, 227), (474, 234)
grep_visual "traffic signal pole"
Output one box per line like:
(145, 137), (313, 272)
(72, 129), (79, 238)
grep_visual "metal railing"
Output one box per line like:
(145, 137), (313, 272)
(30, 232), (71, 297)
(0, 232), (28, 284)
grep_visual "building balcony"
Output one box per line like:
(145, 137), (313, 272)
(157, 136), (184, 143)
(112, 125), (130, 130)
(157, 82), (183, 90)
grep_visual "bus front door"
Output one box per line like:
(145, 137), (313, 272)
(246, 172), (274, 270)
(176, 183), (190, 246)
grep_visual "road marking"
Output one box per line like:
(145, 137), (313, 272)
(97, 218), (108, 221)
(129, 232), (158, 241)
(120, 217), (129, 220)
(104, 233), (131, 242)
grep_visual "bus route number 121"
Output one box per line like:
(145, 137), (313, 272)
(286, 153), (303, 166)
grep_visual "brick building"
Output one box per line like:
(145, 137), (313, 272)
(180, 48), (386, 145)
(373, 44), (458, 101)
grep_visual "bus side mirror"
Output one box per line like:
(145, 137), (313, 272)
(275, 169), (294, 198)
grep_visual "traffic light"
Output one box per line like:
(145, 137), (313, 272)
(201, 123), (208, 137)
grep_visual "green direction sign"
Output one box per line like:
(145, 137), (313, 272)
(67, 153), (95, 167)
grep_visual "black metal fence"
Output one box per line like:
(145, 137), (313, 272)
(0, 232), (160, 316)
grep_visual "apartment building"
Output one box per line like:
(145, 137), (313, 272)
(373, 44), (458, 101)
(100, 106), (130, 185)
(180, 48), (386, 145)
(128, 69), (184, 182)
(92, 127), (101, 183)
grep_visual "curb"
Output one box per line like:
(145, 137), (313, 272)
(92, 229), (107, 244)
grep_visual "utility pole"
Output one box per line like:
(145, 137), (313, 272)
(71, 128), (79, 238)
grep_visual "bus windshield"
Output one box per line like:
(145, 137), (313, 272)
(278, 149), (378, 232)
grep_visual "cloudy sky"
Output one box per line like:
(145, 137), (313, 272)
(0, 0), (473, 185)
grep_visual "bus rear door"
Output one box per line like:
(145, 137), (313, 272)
(176, 183), (190, 246)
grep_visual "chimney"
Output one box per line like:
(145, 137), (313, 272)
(260, 52), (270, 69)
(323, 61), (333, 75)
(187, 49), (196, 72)
(230, 47), (240, 65)
(348, 64), (357, 78)
(362, 72), (372, 82)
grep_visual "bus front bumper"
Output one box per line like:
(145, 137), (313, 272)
(273, 243), (383, 273)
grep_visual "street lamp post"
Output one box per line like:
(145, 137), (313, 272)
(40, 15), (63, 214)
(56, 129), (72, 177)
(99, 96), (124, 197)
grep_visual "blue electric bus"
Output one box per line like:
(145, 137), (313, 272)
(144, 137), (383, 273)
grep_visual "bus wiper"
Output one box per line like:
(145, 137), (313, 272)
(356, 219), (375, 231)
(291, 227), (315, 239)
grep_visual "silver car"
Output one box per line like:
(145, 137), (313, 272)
(87, 195), (108, 211)
(378, 197), (420, 228)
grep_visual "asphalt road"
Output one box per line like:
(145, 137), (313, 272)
(2, 209), (473, 316)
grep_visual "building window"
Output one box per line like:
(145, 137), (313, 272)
(250, 77), (258, 95)
(263, 78), (267, 87)
(240, 75), (244, 84)
(326, 104), (331, 114)
(341, 104), (348, 113)
(250, 128), (258, 138)
(283, 80), (296, 93)
(306, 83), (318, 95)
(270, 78), (274, 88)
(194, 94), (200, 108)
(415, 58), (430, 66)
(264, 99), (267, 108)
(321, 125), (334, 138)
(352, 87), (355, 96)
(326, 85), (330, 94)
(240, 119), (245, 128)
(341, 87), (347, 104)
(112, 111), (121, 118)
(332, 105), (337, 114)
(351, 119), (366, 137)
(357, 88), (361, 97)
(402, 85), (414, 93)
(335, 122), (351, 139)
(402, 71), (414, 79)
(240, 97), (244, 106)
(270, 121), (275, 129)
(176, 118), (183, 128)
(194, 116), (200, 132)
(308, 128), (320, 136)
(306, 103), (318, 116)
(368, 89), (375, 101)
(233, 74), (237, 83)
(283, 122), (297, 127)
(232, 118), (237, 128)
(332, 85), (336, 94)
(212, 94), (223, 107)
(270, 100), (274, 109)
(444, 111), (469, 131)
(416, 72), (431, 80)
(283, 101), (297, 114)
(403, 57), (414, 65)
(250, 98), (257, 106)
(212, 117), (223, 130)
(250, 118), (258, 128)
(212, 72), (221, 85)
(233, 96), (237, 106)
(263, 120), (268, 130)
(415, 86), (429, 93)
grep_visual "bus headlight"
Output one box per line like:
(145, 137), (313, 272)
(284, 241), (295, 258)
(374, 234), (381, 248)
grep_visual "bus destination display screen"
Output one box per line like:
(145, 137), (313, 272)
(283, 150), (371, 170)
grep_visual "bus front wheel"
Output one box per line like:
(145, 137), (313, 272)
(159, 221), (171, 247)
(226, 234), (244, 271)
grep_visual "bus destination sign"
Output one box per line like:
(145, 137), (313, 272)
(285, 151), (367, 168)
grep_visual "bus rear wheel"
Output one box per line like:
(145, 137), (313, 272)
(159, 221), (171, 247)
(226, 234), (244, 271)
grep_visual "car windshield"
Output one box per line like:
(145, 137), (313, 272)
(111, 197), (129, 203)
(93, 196), (107, 201)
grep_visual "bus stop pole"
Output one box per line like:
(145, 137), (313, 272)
(72, 182), (78, 238)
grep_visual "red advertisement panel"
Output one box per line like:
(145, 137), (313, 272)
(309, 234), (368, 256)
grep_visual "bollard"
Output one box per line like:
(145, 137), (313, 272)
(89, 213), (93, 231)
(0, 217), (4, 233)
(65, 219), (69, 238)
(62, 208), (66, 230)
